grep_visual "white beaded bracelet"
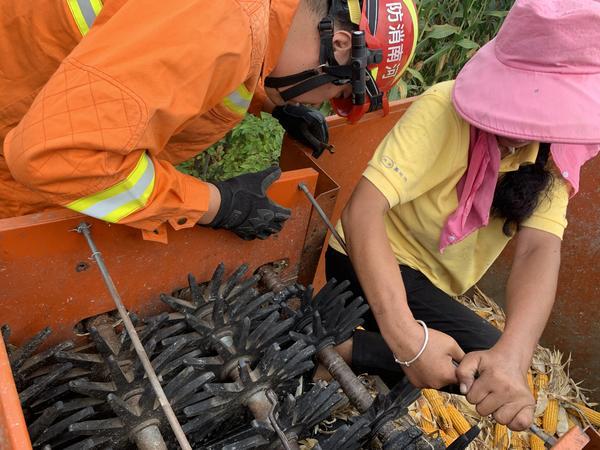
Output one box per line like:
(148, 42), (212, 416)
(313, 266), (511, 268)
(393, 320), (429, 367)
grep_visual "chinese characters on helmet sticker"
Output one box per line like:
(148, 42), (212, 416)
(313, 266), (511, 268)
(383, 2), (406, 80)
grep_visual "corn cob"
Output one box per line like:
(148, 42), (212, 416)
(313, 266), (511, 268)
(567, 412), (580, 430)
(439, 430), (454, 447)
(531, 417), (545, 450)
(543, 398), (559, 435)
(418, 398), (438, 434)
(493, 423), (509, 450)
(531, 434), (546, 450)
(568, 403), (600, 427)
(422, 389), (452, 430)
(446, 404), (471, 435)
(445, 427), (459, 445)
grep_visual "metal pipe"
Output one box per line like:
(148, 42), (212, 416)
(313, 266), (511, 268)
(530, 423), (558, 448)
(298, 183), (349, 255)
(133, 425), (168, 450)
(317, 345), (373, 412)
(76, 223), (192, 450)
(258, 265), (287, 294)
(222, 338), (298, 450)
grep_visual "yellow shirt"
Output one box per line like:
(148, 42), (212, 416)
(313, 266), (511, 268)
(330, 81), (569, 296)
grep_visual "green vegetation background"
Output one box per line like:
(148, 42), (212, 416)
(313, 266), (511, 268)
(178, 0), (514, 182)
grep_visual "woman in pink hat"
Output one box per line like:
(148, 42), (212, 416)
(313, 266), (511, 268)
(323, 0), (599, 431)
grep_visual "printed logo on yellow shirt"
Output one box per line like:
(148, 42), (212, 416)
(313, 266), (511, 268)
(381, 154), (408, 183)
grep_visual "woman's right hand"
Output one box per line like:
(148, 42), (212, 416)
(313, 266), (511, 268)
(389, 325), (464, 389)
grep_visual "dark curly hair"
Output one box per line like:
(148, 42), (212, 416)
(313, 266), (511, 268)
(491, 143), (554, 236)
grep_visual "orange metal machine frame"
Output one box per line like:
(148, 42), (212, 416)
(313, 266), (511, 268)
(1, 100), (599, 448)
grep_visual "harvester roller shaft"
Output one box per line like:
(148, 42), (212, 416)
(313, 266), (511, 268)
(76, 222), (192, 450)
(317, 345), (373, 412)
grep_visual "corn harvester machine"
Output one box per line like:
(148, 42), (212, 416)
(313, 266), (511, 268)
(2, 102), (599, 450)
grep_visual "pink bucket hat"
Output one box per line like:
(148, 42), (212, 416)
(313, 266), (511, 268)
(453, 0), (600, 144)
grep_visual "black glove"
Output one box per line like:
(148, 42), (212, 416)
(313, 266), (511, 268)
(272, 104), (334, 158)
(207, 166), (291, 240)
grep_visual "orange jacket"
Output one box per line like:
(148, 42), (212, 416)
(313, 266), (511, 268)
(0, 0), (298, 237)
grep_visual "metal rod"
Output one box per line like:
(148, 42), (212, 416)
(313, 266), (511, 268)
(317, 345), (373, 412)
(76, 223), (192, 450)
(266, 389), (296, 450)
(298, 183), (349, 255)
(530, 423), (558, 447)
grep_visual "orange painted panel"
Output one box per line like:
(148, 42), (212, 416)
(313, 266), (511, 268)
(0, 168), (318, 346)
(0, 339), (31, 450)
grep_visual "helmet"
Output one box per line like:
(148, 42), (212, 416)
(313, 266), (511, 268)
(265, 0), (418, 123)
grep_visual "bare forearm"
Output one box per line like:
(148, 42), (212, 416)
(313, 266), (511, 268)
(495, 230), (561, 369)
(343, 208), (413, 322)
(341, 180), (423, 358)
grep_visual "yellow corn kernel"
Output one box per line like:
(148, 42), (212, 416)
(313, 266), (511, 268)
(569, 403), (600, 427)
(531, 418), (545, 450)
(494, 423), (509, 450)
(536, 373), (549, 393)
(543, 398), (559, 435)
(567, 412), (581, 430)
(418, 398), (438, 434)
(531, 434), (546, 450)
(444, 427), (459, 446)
(446, 404), (471, 435)
(527, 370), (536, 398)
(422, 389), (452, 430)
(511, 432), (527, 449)
(439, 430), (454, 447)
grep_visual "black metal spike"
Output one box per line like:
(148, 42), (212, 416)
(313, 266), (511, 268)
(69, 416), (124, 433)
(319, 417), (371, 450)
(185, 314), (214, 336)
(33, 406), (96, 446)
(55, 350), (104, 366)
(168, 370), (214, 409)
(160, 293), (197, 314)
(188, 273), (203, 304)
(9, 327), (52, 371)
(227, 274), (260, 302)
(150, 337), (186, 373)
(19, 363), (73, 406)
(161, 331), (202, 348)
(154, 320), (188, 342)
(205, 263), (225, 303)
(107, 393), (139, 420)
(104, 355), (131, 392)
(28, 401), (64, 442)
(221, 264), (249, 299)
(18, 341), (74, 376)
(158, 347), (206, 378)
(68, 379), (115, 399)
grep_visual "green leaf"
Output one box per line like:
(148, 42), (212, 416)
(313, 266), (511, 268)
(405, 67), (426, 85)
(426, 24), (460, 39)
(485, 10), (509, 18)
(456, 38), (480, 49)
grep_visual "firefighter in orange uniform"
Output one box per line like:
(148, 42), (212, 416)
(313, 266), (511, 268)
(0, 0), (417, 240)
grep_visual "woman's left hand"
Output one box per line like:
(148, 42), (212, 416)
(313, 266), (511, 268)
(456, 348), (535, 431)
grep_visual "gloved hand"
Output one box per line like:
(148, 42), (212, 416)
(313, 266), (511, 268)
(272, 104), (334, 158)
(207, 166), (291, 240)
